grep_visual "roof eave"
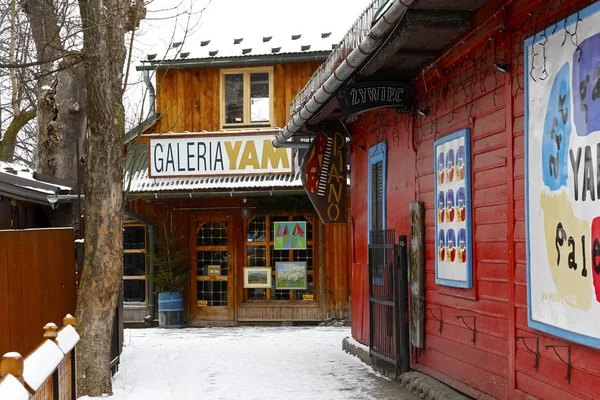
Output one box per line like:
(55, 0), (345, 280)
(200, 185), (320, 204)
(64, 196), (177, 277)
(136, 51), (331, 71)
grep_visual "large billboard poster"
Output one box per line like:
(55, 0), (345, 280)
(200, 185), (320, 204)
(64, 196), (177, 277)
(526, 2), (600, 349)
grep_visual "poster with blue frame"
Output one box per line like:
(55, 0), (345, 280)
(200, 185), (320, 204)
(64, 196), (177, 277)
(525, 2), (600, 349)
(434, 129), (472, 288)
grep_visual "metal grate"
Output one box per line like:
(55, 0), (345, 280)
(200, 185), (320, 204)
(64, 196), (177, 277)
(197, 250), (228, 276)
(197, 221), (228, 246)
(197, 281), (228, 306)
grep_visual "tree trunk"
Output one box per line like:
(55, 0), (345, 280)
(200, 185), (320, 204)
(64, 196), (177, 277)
(21, 0), (87, 230)
(0, 109), (36, 161)
(74, 0), (128, 396)
(36, 53), (87, 228)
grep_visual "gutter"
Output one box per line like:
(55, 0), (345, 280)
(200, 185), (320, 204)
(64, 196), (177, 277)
(272, 0), (416, 147)
(124, 209), (156, 322)
(136, 52), (331, 71)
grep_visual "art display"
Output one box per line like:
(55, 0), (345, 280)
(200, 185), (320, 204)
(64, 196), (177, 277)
(525, 2), (600, 349)
(275, 262), (307, 290)
(243, 267), (272, 289)
(434, 129), (472, 288)
(273, 221), (307, 250)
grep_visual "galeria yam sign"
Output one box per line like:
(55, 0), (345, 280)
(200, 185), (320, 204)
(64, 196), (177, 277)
(149, 134), (293, 177)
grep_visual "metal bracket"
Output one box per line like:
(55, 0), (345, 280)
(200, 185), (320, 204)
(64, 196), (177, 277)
(545, 344), (571, 384)
(425, 308), (443, 334)
(516, 336), (539, 371)
(456, 316), (476, 345)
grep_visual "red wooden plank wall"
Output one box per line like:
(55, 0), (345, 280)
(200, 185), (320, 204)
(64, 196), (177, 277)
(348, 0), (600, 398)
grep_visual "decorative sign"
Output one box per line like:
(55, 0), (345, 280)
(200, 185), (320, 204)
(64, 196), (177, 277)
(301, 131), (348, 224)
(336, 82), (412, 120)
(525, 2), (600, 349)
(208, 265), (221, 277)
(275, 262), (307, 290)
(273, 221), (307, 250)
(434, 129), (472, 288)
(409, 202), (425, 348)
(197, 300), (208, 307)
(302, 294), (314, 301)
(148, 134), (293, 178)
(243, 267), (272, 289)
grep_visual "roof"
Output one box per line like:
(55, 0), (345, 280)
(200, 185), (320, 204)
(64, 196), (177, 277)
(124, 113), (161, 144)
(124, 143), (303, 194)
(273, 0), (485, 145)
(0, 161), (73, 207)
(136, 32), (337, 71)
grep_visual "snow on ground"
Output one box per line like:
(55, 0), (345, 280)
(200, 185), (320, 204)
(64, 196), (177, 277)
(81, 326), (420, 400)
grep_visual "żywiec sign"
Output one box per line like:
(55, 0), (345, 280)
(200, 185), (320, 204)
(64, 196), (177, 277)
(148, 134), (293, 178)
(336, 82), (412, 119)
(301, 131), (347, 224)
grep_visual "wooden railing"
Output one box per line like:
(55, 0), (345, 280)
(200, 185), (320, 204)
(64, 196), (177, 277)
(0, 315), (79, 400)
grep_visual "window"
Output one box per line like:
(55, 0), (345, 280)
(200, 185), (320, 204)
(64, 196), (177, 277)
(123, 225), (147, 303)
(244, 215), (315, 302)
(222, 68), (273, 128)
(369, 142), (387, 285)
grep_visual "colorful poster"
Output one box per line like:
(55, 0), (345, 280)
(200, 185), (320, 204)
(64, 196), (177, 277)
(434, 129), (472, 288)
(274, 221), (307, 250)
(525, 2), (600, 349)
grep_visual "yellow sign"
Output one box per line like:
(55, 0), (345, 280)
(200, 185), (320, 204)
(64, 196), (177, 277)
(208, 265), (221, 277)
(197, 300), (208, 307)
(149, 134), (293, 177)
(303, 294), (314, 301)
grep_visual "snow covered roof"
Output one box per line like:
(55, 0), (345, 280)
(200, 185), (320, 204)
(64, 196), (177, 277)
(124, 141), (303, 195)
(0, 161), (73, 207)
(137, 32), (337, 70)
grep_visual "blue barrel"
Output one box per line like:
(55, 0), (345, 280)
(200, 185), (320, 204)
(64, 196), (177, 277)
(158, 292), (186, 328)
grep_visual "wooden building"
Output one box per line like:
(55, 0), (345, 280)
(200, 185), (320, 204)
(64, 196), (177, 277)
(123, 33), (351, 326)
(274, 0), (600, 398)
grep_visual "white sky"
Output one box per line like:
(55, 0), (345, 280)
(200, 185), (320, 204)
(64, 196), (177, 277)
(124, 0), (371, 130)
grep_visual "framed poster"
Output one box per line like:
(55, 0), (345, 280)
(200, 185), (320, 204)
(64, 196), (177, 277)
(243, 267), (272, 289)
(275, 262), (307, 290)
(525, 2), (600, 349)
(273, 221), (307, 250)
(434, 129), (472, 288)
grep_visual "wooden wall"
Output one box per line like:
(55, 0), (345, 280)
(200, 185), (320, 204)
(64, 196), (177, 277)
(0, 228), (76, 357)
(325, 223), (350, 319)
(153, 62), (321, 133)
(348, 0), (600, 398)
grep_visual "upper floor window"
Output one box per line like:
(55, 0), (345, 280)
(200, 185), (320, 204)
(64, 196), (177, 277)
(221, 68), (273, 128)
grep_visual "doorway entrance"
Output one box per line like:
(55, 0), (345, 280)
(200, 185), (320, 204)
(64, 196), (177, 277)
(190, 213), (235, 323)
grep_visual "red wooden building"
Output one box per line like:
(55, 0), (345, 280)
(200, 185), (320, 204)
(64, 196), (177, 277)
(273, 0), (600, 398)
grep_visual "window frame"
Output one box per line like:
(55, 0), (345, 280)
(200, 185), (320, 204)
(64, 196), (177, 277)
(123, 224), (148, 305)
(243, 213), (316, 303)
(220, 67), (274, 129)
(368, 141), (387, 286)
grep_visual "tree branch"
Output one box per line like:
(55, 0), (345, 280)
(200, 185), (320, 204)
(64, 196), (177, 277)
(0, 108), (36, 161)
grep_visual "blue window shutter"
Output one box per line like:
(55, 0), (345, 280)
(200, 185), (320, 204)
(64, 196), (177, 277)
(368, 141), (387, 243)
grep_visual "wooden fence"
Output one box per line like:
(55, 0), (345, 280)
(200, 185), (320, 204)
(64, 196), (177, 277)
(0, 228), (76, 357)
(0, 315), (79, 399)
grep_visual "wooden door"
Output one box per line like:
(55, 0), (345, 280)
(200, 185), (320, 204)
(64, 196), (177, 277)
(190, 213), (235, 322)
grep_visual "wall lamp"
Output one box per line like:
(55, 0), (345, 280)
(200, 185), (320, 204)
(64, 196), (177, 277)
(494, 63), (509, 73)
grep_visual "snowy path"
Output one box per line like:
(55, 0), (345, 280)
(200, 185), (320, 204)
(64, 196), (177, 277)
(102, 326), (420, 400)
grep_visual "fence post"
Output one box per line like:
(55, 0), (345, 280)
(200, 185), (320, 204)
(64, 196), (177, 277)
(398, 235), (410, 374)
(63, 315), (78, 400)
(43, 322), (59, 343)
(0, 352), (24, 379)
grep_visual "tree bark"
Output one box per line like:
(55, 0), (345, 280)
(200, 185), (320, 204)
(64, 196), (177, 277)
(21, 0), (87, 230)
(74, 0), (128, 396)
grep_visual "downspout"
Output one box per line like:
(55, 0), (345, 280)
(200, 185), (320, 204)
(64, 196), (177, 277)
(124, 209), (156, 321)
(143, 68), (156, 115)
(272, 0), (416, 147)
